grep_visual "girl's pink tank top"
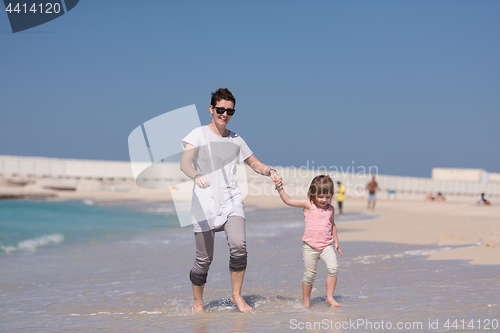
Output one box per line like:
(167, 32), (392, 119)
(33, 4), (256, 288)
(302, 201), (334, 250)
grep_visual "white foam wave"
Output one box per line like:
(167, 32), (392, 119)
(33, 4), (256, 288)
(146, 207), (177, 214)
(351, 245), (477, 264)
(0, 245), (17, 254)
(70, 310), (162, 317)
(1, 234), (64, 253)
(83, 200), (94, 206)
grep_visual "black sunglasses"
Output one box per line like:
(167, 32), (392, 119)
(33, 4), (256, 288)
(213, 106), (235, 116)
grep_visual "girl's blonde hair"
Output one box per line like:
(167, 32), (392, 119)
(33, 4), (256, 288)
(307, 175), (335, 202)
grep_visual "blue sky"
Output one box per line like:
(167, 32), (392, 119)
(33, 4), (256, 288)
(1, 1), (499, 177)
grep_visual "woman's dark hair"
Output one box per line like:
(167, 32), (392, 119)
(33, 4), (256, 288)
(211, 87), (236, 107)
(307, 175), (334, 202)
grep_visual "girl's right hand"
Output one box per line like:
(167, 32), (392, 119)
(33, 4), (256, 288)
(195, 175), (211, 189)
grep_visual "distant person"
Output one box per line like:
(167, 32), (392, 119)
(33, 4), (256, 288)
(366, 176), (378, 211)
(434, 192), (446, 201)
(477, 193), (491, 206)
(336, 181), (345, 215)
(425, 192), (446, 201)
(277, 175), (343, 308)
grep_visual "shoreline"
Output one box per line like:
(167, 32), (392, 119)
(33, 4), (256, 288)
(58, 190), (500, 266)
(3, 186), (499, 266)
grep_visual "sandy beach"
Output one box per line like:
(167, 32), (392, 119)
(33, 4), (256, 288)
(337, 199), (500, 265)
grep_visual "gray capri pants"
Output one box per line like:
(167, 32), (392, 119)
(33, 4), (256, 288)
(190, 216), (247, 286)
(303, 242), (338, 285)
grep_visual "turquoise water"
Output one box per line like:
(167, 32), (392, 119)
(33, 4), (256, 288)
(0, 199), (178, 254)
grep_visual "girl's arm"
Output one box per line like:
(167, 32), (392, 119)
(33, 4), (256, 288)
(276, 187), (310, 209)
(180, 143), (210, 189)
(330, 210), (343, 256)
(244, 154), (282, 188)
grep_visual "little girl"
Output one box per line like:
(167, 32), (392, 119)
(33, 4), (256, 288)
(277, 175), (343, 308)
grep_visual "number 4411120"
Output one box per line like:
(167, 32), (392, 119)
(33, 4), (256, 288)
(5, 3), (62, 14)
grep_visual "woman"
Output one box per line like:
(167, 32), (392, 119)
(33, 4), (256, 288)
(180, 87), (282, 313)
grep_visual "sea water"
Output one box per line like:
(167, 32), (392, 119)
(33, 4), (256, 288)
(0, 199), (498, 333)
(0, 199), (180, 255)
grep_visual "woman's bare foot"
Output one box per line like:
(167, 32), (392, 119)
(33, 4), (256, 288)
(191, 283), (205, 313)
(231, 295), (253, 313)
(192, 300), (204, 313)
(303, 301), (311, 308)
(326, 297), (342, 307)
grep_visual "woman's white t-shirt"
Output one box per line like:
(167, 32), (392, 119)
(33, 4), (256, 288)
(181, 125), (253, 232)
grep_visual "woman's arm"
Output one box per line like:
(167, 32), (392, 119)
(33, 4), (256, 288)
(330, 211), (343, 256)
(276, 187), (310, 209)
(244, 154), (282, 188)
(180, 143), (210, 189)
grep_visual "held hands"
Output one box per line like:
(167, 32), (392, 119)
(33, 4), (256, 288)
(194, 174), (210, 189)
(270, 169), (283, 189)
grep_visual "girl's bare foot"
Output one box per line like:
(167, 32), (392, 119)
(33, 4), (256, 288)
(326, 297), (342, 307)
(231, 295), (253, 313)
(303, 301), (311, 308)
(192, 300), (204, 313)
